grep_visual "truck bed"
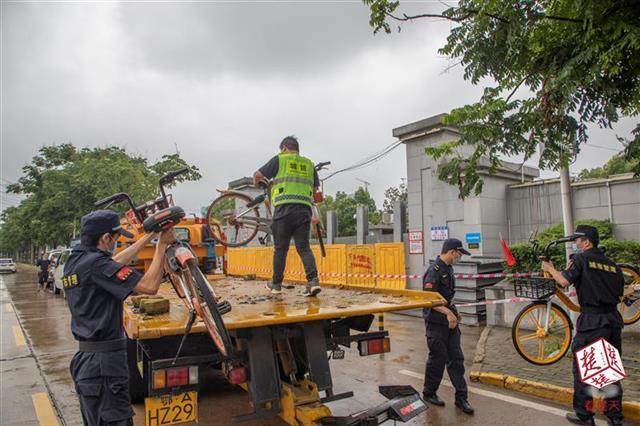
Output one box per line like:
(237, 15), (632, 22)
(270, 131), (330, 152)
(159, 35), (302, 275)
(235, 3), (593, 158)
(124, 277), (445, 340)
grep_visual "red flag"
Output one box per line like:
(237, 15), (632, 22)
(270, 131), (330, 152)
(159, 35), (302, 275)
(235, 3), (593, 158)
(500, 234), (517, 267)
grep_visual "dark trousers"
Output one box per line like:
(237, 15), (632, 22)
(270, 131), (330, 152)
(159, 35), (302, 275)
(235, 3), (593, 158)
(71, 352), (134, 426)
(424, 322), (468, 400)
(572, 326), (623, 420)
(271, 208), (318, 285)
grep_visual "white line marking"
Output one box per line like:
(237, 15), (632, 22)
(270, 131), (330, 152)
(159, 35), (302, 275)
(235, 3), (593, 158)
(398, 369), (607, 425)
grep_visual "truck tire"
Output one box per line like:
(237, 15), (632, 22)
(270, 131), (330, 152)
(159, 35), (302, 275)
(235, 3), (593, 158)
(127, 337), (147, 403)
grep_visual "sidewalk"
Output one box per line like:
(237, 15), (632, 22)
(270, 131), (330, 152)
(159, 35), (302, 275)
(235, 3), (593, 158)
(470, 326), (640, 422)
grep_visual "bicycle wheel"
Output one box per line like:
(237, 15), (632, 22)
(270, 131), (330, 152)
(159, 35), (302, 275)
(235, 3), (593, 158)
(619, 264), (640, 325)
(186, 261), (233, 357)
(206, 192), (260, 247)
(512, 302), (573, 365)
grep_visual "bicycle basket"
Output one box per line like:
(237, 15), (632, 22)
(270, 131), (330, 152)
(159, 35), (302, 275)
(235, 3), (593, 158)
(513, 277), (557, 300)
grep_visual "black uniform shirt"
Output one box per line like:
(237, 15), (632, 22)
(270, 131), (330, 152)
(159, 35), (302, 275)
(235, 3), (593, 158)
(63, 246), (142, 342)
(36, 259), (51, 272)
(258, 155), (320, 221)
(422, 256), (457, 325)
(561, 247), (624, 331)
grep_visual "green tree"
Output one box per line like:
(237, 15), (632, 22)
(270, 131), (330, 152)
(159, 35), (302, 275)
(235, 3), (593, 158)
(578, 153), (639, 179)
(317, 187), (380, 236)
(382, 181), (407, 212)
(1, 144), (201, 254)
(364, 0), (640, 198)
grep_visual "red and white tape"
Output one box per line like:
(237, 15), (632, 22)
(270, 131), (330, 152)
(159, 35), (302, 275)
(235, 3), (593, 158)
(456, 290), (579, 308)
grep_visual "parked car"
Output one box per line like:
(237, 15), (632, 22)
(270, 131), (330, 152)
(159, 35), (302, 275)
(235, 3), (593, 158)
(0, 258), (17, 274)
(53, 249), (72, 297)
(45, 250), (63, 294)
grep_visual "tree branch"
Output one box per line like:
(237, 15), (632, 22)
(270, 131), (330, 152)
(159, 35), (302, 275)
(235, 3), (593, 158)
(385, 10), (583, 25)
(506, 74), (531, 103)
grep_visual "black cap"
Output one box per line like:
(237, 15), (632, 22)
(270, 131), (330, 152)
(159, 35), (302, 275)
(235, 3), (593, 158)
(567, 224), (599, 246)
(80, 210), (134, 239)
(442, 238), (471, 256)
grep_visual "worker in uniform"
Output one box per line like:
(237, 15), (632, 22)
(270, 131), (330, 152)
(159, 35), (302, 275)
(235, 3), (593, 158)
(63, 210), (175, 425)
(422, 238), (474, 415)
(254, 135), (321, 297)
(36, 252), (51, 292)
(543, 225), (624, 426)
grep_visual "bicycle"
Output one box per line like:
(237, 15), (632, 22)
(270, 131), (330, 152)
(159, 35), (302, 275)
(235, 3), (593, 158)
(95, 168), (234, 359)
(205, 161), (331, 255)
(511, 236), (640, 366)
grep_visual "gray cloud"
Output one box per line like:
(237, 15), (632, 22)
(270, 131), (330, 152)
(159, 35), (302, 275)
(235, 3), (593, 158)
(2, 1), (635, 215)
(117, 1), (434, 79)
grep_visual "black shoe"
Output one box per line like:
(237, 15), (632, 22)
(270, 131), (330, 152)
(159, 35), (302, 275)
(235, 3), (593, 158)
(303, 280), (321, 297)
(422, 393), (445, 407)
(606, 417), (624, 426)
(455, 399), (474, 415)
(265, 282), (283, 294)
(565, 413), (595, 426)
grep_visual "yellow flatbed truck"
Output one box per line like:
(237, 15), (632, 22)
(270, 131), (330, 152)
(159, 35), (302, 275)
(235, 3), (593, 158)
(124, 277), (445, 426)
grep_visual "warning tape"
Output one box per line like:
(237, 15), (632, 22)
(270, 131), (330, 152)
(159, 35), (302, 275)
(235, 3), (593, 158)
(230, 264), (541, 280)
(456, 286), (640, 308)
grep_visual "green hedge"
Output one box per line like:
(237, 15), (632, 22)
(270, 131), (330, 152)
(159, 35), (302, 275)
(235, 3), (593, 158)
(505, 219), (638, 273)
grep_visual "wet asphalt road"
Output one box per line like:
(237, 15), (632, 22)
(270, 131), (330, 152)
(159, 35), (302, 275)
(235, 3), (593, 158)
(1, 266), (621, 426)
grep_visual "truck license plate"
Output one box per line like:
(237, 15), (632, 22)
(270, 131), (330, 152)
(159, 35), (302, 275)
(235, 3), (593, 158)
(145, 391), (197, 426)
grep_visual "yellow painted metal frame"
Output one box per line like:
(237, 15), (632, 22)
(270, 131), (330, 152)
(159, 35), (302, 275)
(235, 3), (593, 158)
(124, 278), (445, 340)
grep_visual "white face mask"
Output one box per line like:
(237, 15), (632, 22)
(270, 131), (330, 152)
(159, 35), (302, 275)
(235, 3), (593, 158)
(106, 234), (118, 255)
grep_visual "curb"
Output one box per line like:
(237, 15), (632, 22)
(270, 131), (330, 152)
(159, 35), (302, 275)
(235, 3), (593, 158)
(469, 371), (640, 422)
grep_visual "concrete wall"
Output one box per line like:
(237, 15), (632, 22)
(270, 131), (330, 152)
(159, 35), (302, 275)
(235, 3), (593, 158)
(397, 114), (538, 289)
(507, 174), (640, 243)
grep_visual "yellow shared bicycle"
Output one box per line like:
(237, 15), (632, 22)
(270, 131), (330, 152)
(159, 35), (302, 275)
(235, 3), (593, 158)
(511, 237), (639, 366)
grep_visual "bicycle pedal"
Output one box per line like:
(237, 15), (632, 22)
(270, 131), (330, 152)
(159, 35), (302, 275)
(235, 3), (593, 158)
(217, 300), (232, 315)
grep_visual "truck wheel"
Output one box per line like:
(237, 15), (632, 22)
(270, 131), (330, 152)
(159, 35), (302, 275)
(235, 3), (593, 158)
(127, 338), (147, 403)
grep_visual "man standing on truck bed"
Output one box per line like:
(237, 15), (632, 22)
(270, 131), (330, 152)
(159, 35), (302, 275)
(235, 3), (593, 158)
(63, 210), (175, 425)
(254, 136), (321, 297)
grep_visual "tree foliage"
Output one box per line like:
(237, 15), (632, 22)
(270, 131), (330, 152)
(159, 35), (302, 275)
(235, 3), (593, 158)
(578, 152), (639, 179)
(382, 181), (407, 212)
(364, 0), (640, 198)
(319, 187), (380, 236)
(1, 144), (200, 253)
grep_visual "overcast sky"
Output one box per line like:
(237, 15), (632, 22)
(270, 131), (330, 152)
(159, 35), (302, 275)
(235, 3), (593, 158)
(1, 1), (636, 215)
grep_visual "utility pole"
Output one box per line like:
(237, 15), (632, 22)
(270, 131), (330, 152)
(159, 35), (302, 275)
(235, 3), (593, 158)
(541, 139), (574, 263)
(559, 162), (574, 263)
(356, 178), (371, 193)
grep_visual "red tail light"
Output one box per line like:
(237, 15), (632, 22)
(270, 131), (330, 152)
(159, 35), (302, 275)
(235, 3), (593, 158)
(358, 338), (391, 356)
(167, 367), (189, 387)
(228, 366), (247, 385)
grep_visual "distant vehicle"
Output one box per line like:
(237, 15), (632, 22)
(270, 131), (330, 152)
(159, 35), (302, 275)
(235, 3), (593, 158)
(46, 250), (64, 293)
(52, 249), (72, 296)
(0, 258), (17, 274)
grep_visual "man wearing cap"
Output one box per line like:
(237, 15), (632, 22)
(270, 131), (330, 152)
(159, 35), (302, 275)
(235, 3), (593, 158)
(63, 210), (175, 425)
(542, 225), (625, 426)
(421, 238), (474, 415)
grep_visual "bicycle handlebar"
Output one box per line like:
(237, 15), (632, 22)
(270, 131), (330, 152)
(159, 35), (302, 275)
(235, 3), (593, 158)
(540, 236), (575, 260)
(95, 193), (137, 212)
(315, 161), (331, 171)
(94, 168), (190, 224)
(160, 167), (189, 185)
